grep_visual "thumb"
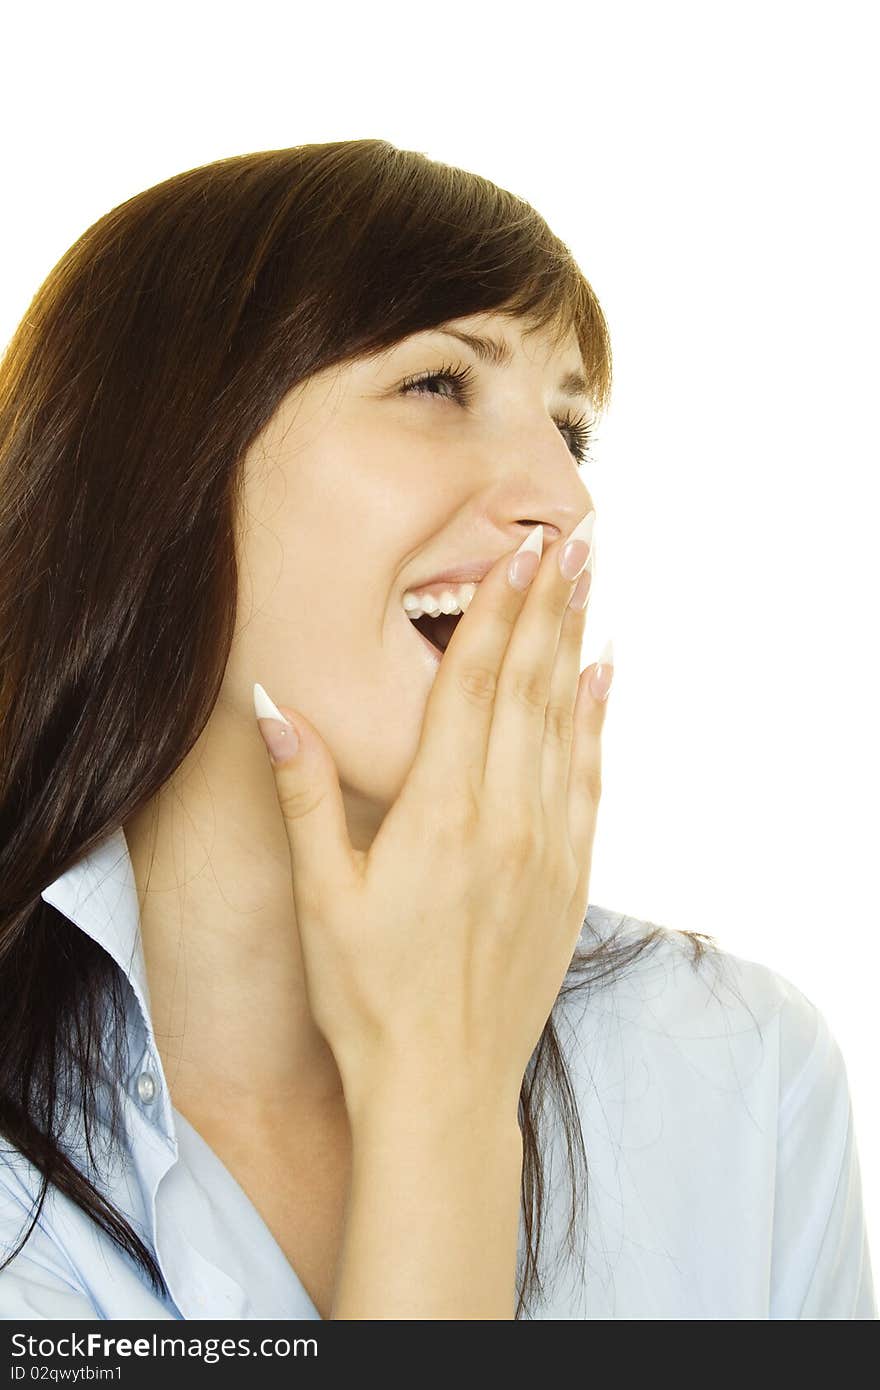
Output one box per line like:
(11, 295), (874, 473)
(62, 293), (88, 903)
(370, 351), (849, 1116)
(252, 682), (359, 897)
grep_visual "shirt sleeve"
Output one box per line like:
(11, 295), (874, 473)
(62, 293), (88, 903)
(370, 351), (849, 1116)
(770, 993), (877, 1318)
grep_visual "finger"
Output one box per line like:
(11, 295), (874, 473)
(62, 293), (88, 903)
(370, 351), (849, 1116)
(253, 683), (361, 913)
(483, 513), (595, 814)
(540, 553), (593, 821)
(405, 524), (545, 808)
(567, 641), (613, 894)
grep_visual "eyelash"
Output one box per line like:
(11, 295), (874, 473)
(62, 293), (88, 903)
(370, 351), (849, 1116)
(398, 361), (596, 466)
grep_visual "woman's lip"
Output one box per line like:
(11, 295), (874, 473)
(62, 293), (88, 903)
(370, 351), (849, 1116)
(403, 559), (497, 594)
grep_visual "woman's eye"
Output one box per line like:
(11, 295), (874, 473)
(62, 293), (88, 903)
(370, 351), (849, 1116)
(399, 363), (475, 402)
(399, 364), (596, 467)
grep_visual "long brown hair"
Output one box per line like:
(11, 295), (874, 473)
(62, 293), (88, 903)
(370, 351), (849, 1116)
(0, 140), (721, 1318)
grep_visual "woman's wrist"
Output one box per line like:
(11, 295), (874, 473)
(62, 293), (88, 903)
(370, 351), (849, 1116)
(342, 1060), (523, 1149)
(332, 1068), (524, 1319)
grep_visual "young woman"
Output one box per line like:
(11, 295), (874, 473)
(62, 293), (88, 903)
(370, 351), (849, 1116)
(0, 140), (874, 1320)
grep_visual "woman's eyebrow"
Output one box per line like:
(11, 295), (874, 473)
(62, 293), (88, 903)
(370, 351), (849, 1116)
(432, 327), (590, 402)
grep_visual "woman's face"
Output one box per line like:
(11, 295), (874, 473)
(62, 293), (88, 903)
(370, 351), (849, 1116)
(228, 310), (595, 849)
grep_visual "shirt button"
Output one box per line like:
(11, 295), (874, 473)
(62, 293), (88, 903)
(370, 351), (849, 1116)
(136, 1071), (157, 1104)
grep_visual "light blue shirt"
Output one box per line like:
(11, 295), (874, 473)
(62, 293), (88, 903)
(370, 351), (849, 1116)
(0, 825), (875, 1319)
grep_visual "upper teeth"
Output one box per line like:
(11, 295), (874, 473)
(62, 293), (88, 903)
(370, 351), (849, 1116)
(402, 582), (479, 619)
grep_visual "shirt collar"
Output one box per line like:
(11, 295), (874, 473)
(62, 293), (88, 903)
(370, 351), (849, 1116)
(37, 831), (262, 1315)
(38, 823), (181, 1225)
(40, 824), (155, 1045)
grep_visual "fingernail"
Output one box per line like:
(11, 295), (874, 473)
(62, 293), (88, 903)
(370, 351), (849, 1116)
(589, 639), (614, 701)
(568, 551), (594, 610)
(507, 523), (544, 590)
(253, 682), (300, 763)
(559, 511), (595, 582)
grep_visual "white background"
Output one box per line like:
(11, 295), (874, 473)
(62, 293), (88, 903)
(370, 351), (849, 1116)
(2, 1), (877, 1281)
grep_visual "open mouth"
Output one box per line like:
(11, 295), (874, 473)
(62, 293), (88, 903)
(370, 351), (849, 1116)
(408, 611), (464, 657)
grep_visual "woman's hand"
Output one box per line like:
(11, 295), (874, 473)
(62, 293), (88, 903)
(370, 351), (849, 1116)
(254, 519), (611, 1120)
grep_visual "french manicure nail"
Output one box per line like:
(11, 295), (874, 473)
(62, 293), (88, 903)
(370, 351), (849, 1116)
(507, 523), (544, 590)
(589, 638), (614, 701)
(253, 682), (293, 726)
(559, 511), (596, 582)
(253, 682), (299, 762)
(568, 551), (593, 610)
